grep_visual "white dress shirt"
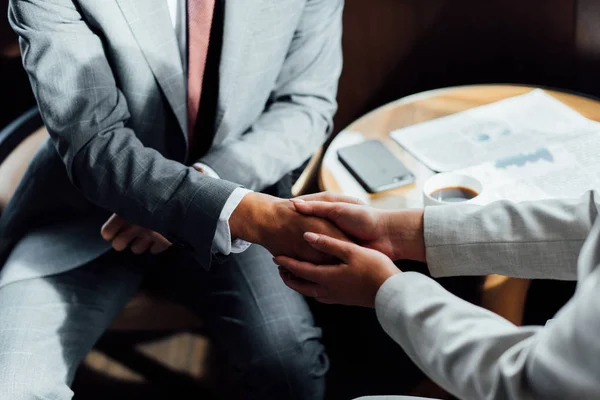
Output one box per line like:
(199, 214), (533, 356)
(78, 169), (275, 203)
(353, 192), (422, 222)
(167, 0), (251, 255)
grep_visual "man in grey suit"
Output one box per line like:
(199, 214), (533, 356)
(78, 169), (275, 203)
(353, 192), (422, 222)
(276, 191), (600, 400)
(0, 0), (345, 398)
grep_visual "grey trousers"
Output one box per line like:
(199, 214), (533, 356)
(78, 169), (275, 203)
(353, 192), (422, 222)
(0, 245), (328, 399)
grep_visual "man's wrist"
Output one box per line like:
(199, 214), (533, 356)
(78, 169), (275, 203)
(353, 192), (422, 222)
(214, 188), (253, 255)
(229, 192), (276, 243)
(385, 209), (426, 262)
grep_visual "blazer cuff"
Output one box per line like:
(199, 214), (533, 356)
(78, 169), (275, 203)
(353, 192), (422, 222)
(423, 198), (587, 280)
(375, 272), (429, 334)
(183, 176), (241, 270)
(423, 204), (476, 277)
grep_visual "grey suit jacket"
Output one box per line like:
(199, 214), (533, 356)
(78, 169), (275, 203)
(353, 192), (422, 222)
(375, 191), (600, 400)
(0, 0), (343, 283)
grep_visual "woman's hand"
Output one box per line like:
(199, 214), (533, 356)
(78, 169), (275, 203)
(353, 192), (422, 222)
(274, 232), (400, 308)
(292, 194), (425, 262)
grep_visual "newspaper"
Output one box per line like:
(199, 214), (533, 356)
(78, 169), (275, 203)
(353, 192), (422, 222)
(389, 89), (600, 204)
(390, 89), (600, 172)
(456, 131), (600, 204)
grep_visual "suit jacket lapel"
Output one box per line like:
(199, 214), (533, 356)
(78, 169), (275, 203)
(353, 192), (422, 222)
(115, 0), (188, 140)
(213, 1), (257, 145)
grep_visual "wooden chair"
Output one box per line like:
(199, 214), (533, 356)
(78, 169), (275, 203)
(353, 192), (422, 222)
(0, 108), (46, 207)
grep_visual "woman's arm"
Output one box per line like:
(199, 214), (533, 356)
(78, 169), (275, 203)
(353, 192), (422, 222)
(376, 261), (600, 399)
(424, 191), (600, 280)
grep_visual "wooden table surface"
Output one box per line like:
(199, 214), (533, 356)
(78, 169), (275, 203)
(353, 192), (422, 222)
(320, 85), (600, 209)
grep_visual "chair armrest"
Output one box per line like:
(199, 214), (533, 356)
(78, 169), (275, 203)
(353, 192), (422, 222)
(0, 108), (43, 163)
(481, 275), (531, 326)
(0, 126), (48, 211)
(291, 146), (325, 197)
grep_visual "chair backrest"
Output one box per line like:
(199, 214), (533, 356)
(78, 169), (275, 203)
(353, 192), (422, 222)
(0, 108), (43, 163)
(0, 108), (48, 211)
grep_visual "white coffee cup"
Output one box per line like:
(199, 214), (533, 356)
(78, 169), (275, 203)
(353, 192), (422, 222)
(423, 173), (483, 207)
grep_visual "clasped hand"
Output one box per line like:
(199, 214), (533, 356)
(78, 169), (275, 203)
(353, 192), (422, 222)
(97, 165), (380, 268)
(99, 191), (358, 264)
(274, 194), (425, 307)
(99, 176), (425, 308)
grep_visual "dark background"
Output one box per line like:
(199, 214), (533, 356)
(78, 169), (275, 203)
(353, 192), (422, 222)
(4, 0), (600, 132)
(334, 0), (600, 135)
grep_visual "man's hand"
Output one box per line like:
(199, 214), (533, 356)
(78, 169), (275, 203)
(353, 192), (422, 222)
(291, 192), (426, 262)
(274, 232), (401, 308)
(229, 192), (350, 264)
(101, 214), (172, 254)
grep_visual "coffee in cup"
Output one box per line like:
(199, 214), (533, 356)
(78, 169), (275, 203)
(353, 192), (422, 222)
(423, 173), (483, 206)
(429, 186), (479, 203)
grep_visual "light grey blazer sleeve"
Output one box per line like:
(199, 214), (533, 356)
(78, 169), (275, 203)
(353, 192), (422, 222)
(9, 0), (239, 266)
(199, 0), (343, 191)
(375, 224), (600, 400)
(424, 191), (600, 280)
(373, 193), (600, 400)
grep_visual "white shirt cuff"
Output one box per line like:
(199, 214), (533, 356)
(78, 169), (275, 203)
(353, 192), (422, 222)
(193, 162), (252, 255)
(214, 187), (253, 255)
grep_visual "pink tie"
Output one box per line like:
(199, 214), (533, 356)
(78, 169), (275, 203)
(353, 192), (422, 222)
(187, 0), (215, 146)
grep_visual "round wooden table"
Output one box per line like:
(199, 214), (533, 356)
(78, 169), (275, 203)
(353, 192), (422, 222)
(319, 84), (600, 326)
(320, 84), (600, 207)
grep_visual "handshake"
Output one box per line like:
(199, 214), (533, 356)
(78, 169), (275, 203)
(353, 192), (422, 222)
(101, 191), (427, 308)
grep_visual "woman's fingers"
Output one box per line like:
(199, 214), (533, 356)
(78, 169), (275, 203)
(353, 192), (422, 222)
(294, 192), (364, 205)
(303, 232), (356, 262)
(291, 200), (340, 218)
(291, 201), (372, 241)
(278, 267), (328, 299)
(274, 255), (335, 283)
